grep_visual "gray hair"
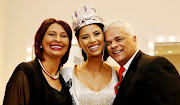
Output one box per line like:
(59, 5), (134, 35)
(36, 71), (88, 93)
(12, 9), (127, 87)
(103, 19), (134, 37)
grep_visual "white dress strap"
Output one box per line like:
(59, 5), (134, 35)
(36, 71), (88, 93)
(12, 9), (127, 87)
(60, 67), (79, 105)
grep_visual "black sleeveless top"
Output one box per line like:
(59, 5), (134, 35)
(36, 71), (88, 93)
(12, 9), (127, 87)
(3, 59), (72, 105)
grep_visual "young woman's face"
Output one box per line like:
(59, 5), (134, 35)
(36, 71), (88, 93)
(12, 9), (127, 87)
(78, 24), (104, 57)
(41, 23), (69, 59)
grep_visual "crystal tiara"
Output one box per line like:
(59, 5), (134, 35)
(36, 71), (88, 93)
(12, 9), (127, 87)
(72, 5), (104, 32)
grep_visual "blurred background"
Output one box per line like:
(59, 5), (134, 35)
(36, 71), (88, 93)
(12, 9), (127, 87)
(0, 0), (180, 104)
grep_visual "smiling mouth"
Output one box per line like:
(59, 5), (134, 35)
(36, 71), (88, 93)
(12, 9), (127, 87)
(89, 45), (99, 50)
(113, 49), (123, 54)
(51, 46), (63, 49)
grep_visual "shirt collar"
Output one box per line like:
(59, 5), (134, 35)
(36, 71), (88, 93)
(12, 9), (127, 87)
(123, 49), (139, 70)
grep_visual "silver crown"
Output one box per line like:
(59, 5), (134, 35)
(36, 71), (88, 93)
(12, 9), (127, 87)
(72, 5), (104, 32)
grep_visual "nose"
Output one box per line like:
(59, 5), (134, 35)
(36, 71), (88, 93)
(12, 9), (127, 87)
(111, 41), (118, 49)
(89, 35), (96, 43)
(54, 35), (61, 42)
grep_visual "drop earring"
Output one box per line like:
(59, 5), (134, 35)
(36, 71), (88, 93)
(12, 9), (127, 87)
(101, 46), (105, 61)
(40, 45), (43, 49)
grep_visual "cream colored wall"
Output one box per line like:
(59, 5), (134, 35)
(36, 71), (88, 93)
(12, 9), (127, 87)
(1, 0), (180, 104)
(0, 0), (7, 103)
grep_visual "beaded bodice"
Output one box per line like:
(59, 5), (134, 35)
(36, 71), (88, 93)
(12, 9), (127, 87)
(72, 67), (118, 105)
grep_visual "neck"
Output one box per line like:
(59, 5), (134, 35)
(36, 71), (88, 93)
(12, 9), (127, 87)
(83, 53), (105, 73)
(119, 49), (138, 66)
(41, 57), (61, 76)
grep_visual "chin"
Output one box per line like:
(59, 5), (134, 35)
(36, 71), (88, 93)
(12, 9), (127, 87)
(114, 58), (122, 63)
(90, 52), (102, 58)
(53, 52), (65, 57)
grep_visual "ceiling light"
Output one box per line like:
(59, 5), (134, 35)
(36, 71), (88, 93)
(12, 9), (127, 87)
(148, 42), (154, 48)
(27, 47), (32, 53)
(168, 51), (172, 53)
(169, 36), (175, 42)
(157, 37), (164, 42)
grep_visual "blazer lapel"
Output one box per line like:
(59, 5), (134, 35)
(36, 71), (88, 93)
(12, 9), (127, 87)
(117, 50), (145, 97)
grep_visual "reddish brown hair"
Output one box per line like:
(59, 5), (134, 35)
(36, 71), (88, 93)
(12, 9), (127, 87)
(34, 18), (72, 67)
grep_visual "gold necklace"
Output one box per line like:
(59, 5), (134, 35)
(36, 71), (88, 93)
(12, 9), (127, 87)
(38, 59), (59, 80)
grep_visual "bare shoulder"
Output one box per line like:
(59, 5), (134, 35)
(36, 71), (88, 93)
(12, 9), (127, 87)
(104, 63), (119, 72)
(74, 63), (86, 78)
(104, 63), (112, 71)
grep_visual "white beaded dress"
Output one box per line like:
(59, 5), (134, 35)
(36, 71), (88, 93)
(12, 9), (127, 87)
(60, 66), (118, 105)
(72, 67), (118, 105)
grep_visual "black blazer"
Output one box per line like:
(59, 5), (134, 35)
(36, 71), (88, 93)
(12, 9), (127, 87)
(113, 50), (180, 105)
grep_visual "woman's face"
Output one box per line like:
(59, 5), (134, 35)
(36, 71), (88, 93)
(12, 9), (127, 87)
(78, 24), (104, 57)
(41, 23), (69, 59)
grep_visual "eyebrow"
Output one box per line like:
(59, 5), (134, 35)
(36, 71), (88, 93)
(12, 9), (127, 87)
(93, 30), (100, 34)
(47, 31), (56, 33)
(106, 36), (121, 42)
(60, 32), (67, 34)
(80, 34), (88, 38)
(114, 36), (121, 39)
(80, 30), (100, 37)
(47, 31), (67, 34)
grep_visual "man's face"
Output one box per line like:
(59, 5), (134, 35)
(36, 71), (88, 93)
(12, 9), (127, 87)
(105, 27), (137, 66)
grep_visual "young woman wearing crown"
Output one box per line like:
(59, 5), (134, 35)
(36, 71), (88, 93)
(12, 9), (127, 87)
(60, 5), (118, 105)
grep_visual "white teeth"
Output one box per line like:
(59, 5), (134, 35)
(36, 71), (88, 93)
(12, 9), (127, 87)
(113, 51), (120, 54)
(51, 46), (62, 48)
(89, 45), (99, 49)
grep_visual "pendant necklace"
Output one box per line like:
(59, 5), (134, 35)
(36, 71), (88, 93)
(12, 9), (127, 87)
(38, 59), (59, 80)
